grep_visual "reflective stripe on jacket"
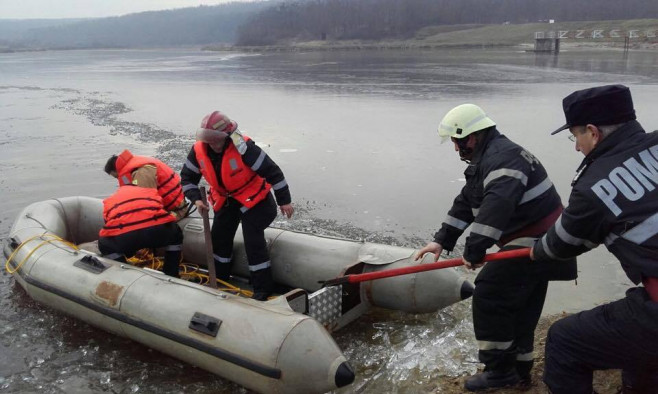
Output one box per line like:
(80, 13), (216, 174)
(99, 186), (176, 237)
(115, 149), (184, 211)
(193, 140), (271, 211)
(434, 128), (564, 263)
(534, 122), (658, 283)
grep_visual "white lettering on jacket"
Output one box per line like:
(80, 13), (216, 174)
(591, 144), (658, 216)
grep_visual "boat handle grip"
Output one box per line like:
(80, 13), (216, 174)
(189, 312), (221, 337)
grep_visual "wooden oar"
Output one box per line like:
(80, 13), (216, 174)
(199, 187), (217, 289)
(321, 248), (531, 287)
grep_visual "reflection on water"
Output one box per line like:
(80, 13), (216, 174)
(1, 47), (656, 392)
(534, 53), (560, 68)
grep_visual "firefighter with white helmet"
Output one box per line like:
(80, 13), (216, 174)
(438, 104), (496, 139)
(437, 103), (497, 162)
(180, 111), (294, 301)
(417, 103), (576, 391)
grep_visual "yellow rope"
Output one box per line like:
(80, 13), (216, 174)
(126, 249), (254, 297)
(5, 234), (79, 274)
(6, 237), (254, 297)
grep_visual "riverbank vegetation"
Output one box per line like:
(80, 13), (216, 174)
(208, 18), (658, 52)
(233, 0), (658, 48)
(1, 0), (657, 51)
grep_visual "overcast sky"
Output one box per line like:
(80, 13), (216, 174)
(0, 0), (255, 19)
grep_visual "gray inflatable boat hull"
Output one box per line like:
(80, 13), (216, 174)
(4, 196), (471, 392)
(4, 197), (353, 393)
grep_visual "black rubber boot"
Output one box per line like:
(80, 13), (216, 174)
(250, 267), (274, 301)
(620, 385), (655, 394)
(621, 369), (658, 394)
(516, 359), (533, 389)
(464, 369), (521, 392)
(214, 261), (232, 282)
(163, 251), (181, 278)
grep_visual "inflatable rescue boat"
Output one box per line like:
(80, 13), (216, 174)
(3, 197), (473, 393)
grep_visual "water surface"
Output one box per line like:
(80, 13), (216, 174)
(2, 47), (657, 393)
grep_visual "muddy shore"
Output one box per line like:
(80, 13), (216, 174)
(440, 313), (622, 394)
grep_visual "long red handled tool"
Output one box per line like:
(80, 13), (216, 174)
(321, 248), (531, 287)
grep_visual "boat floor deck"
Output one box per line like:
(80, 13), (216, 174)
(77, 241), (293, 301)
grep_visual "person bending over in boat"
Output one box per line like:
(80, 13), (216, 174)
(104, 150), (188, 220)
(531, 84), (658, 393)
(415, 104), (577, 392)
(98, 184), (183, 278)
(180, 111), (294, 301)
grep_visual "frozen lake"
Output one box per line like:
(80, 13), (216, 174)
(1, 47), (657, 393)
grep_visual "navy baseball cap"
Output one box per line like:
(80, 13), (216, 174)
(551, 84), (636, 135)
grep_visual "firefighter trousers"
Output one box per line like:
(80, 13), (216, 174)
(98, 221), (183, 278)
(544, 287), (658, 394)
(211, 194), (277, 289)
(473, 253), (548, 378)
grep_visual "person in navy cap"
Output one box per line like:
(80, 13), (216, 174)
(531, 84), (658, 393)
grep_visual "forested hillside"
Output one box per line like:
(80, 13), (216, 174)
(2, 0), (657, 50)
(236, 0), (658, 45)
(1, 3), (270, 50)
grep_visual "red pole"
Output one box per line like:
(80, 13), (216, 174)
(322, 248), (531, 287)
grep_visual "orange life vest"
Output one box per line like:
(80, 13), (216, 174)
(193, 139), (271, 211)
(115, 149), (184, 211)
(99, 186), (176, 237)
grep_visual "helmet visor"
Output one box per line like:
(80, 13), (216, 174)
(438, 123), (458, 144)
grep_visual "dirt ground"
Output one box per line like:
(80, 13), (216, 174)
(440, 313), (622, 394)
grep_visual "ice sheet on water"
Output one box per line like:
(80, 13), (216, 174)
(333, 299), (479, 393)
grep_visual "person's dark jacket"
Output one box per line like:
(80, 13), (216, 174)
(533, 121), (658, 283)
(180, 137), (291, 208)
(434, 128), (576, 280)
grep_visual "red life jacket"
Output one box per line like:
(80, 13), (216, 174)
(115, 149), (184, 211)
(193, 139), (271, 211)
(100, 186), (176, 237)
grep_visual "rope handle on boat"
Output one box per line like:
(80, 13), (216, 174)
(320, 248), (531, 287)
(5, 234), (79, 274)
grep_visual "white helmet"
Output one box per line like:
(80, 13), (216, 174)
(437, 104), (496, 140)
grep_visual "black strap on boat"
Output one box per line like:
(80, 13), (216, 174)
(20, 274), (282, 379)
(74, 255), (110, 274)
(189, 312), (221, 337)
